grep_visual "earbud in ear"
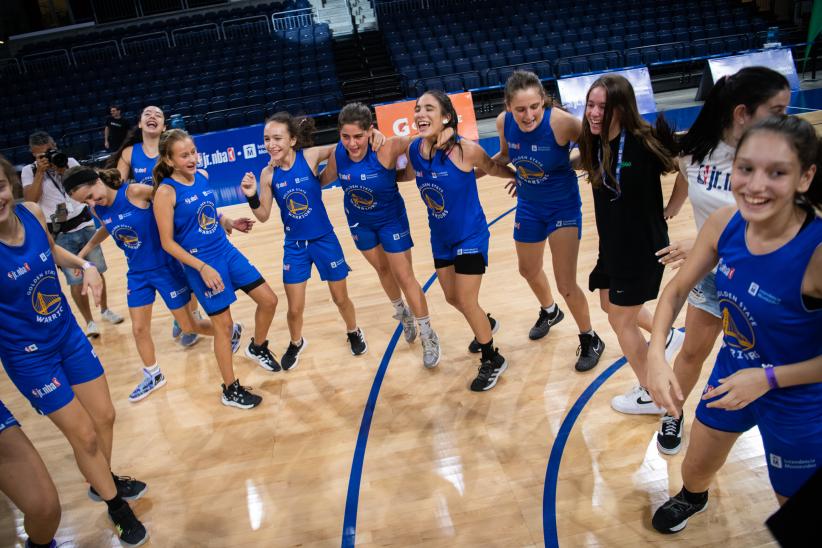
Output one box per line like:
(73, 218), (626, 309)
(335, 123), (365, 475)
(443, 119), (450, 124)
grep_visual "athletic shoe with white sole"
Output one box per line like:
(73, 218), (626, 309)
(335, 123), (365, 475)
(657, 413), (684, 455)
(470, 349), (507, 391)
(421, 330), (440, 369)
(611, 385), (664, 415)
(128, 369), (166, 403)
(245, 338), (281, 372)
(101, 308), (124, 325)
(652, 488), (709, 534)
(221, 379), (261, 409)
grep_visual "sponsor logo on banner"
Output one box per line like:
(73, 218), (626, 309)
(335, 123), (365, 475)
(375, 92), (479, 141)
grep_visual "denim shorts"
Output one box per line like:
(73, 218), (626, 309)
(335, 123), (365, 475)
(55, 225), (108, 286)
(687, 270), (721, 318)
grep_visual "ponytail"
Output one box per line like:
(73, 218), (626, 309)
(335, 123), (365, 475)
(97, 168), (125, 190)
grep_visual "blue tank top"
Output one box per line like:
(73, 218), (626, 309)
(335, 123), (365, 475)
(334, 142), (405, 225)
(161, 172), (230, 258)
(271, 150), (334, 241)
(131, 144), (159, 186)
(715, 211), (822, 416)
(0, 205), (72, 359)
(503, 111), (581, 207)
(93, 184), (168, 273)
(408, 138), (487, 243)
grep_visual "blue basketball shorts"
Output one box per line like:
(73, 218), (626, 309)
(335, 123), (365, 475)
(513, 198), (582, 243)
(696, 358), (822, 498)
(127, 260), (191, 310)
(183, 244), (263, 316)
(431, 227), (490, 271)
(0, 323), (104, 416)
(349, 213), (413, 254)
(283, 231), (349, 284)
(0, 400), (20, 433)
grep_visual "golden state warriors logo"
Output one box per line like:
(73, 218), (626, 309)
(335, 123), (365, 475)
(514, 159), (546, 183)
(346, 187), (376, 211)
(419, 184), (447, 219)
(719, 299), (755, 351)
(197, 202), (218, 234)
(29, 274), (62, 322)
(112, 226), (140, 250)
(285, 189), (311, 219)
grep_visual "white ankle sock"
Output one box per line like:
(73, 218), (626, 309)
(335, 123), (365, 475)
(391, 298), (406, 316)
(416, 315), (433, 338)
(542, 303), (557, 314)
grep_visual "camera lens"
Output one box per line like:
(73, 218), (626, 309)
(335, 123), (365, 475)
(45, 148), (69, 168)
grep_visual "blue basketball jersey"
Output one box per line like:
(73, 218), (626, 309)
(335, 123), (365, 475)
(0, 205), (72, 358)
(131, 144), (159, 186)
(271, 150), (334, 241)
(503, 110), (580, 208)
(334, 142), (405, 225)
(714, 211), (822, 411)
(408, 138), (487, 243)
(161, 172), (229, 258)
(93, 184), (168, 272)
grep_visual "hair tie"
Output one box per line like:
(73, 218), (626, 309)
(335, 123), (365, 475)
(62, 167), (98, 194)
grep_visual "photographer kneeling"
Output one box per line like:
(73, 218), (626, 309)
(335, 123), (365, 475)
(21, 131), (123, 337)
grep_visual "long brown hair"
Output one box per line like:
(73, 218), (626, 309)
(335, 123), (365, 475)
(504, 70), (559, 110)
(266, 112), (315, 150)
(578, 74), (677, 188)
(151, 129), (192, 193)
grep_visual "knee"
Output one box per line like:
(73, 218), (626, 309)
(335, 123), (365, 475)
(131, 321), (150, 340)
(259, 291), (278, 312)
(27, 491), (61, 526)
(555, 277), (577, 300)
(72, 425), (100, 456)
(677, 338), (710, 367)
(96, 403), (116, 429)
(443, 291), (461, 310)
(518, 262), (541, 281)
(375, 262), (392, 281)
(287, 303), (304, 319)
(331, 292), (349, 308)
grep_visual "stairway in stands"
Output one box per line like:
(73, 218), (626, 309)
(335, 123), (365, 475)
(332, 30), (405, 105)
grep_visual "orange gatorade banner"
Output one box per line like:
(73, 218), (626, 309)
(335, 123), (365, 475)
(374, 91), (479, 141)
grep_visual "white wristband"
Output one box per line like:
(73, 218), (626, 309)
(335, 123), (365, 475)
(81, 261), (94, 271)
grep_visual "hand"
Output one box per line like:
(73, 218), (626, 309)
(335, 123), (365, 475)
(370, 128), (386, 151)
(645, 351), (684, 417)
(504, 179), (518, 198)
(80, 265), (103, 306)
(240, 172), (258, 197)
(656, 240), (689, 269)
(231, 217), (255, 233)
(199, 264), (225, 294)
(35, 156), (50, 174)
(703, 368), (770, 411)
(436, 127), (455, 149)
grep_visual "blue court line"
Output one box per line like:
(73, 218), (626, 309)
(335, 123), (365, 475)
(341, 205), (517, 548)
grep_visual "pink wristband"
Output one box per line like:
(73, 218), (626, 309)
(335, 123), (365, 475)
(764, 365), (779, 390)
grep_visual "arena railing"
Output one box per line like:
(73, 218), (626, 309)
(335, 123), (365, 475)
(271, 7), (316, 31)
(221, 15), (272, 40)
(121, 31), (172, 56)
(375, 0), (430, 16)
(21, 49), (72, 74)
(0, 58), (22, 77)
(171, 23), (222, 47)
(70, 40), (122, 65)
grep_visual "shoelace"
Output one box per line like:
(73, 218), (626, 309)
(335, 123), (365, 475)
(665, 494), (698, 514)
(661, 416), (681, 436)
(477, 360), (494, 380)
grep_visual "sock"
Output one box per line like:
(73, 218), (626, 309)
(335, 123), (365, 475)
(104, 494), (126, 513)
(347, 327), (360, 335)
(145, 364), (160, 376)
(681, 486), (708, 505)
(542, 303), (557, 315)
(25, 539), (55, 548)
(290, 338), (303, 347)
(390, 298), (406, 316)
(479, 339), (495, 360)
(416, 315), (433, 338)
(581, 329), (595, 336)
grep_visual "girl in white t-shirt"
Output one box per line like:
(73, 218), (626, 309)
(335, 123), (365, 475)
(651, 66), (791, 454)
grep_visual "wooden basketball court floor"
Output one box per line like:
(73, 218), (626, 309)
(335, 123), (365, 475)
(5, 112), (820, 546)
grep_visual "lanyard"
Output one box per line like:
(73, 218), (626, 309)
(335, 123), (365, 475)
(598, 130), (625, 200)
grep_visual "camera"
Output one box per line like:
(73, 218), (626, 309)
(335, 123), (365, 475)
(50, 203), (68, 233)
(43, 148), (69, 169)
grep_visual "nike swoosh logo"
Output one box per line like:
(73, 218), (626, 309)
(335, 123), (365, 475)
(636, 398), (655, 405)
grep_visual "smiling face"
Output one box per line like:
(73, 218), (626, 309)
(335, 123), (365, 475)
(264, 121), (296, 163)
(507, 86), (545, 133)
(0, 166), (14, 225)
(166, 137), (199, 178)
(414, 93), (447, 138)
(340, 123), (371, 161)
(585, 86), (609, 136)
(70, 179), (113, 208)
(139, 106), (165, 137)
(731, 130), (815, 224)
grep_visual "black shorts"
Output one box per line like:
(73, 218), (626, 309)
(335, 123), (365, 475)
(588, 258), (663, 307)
(433, 253), (487, 275)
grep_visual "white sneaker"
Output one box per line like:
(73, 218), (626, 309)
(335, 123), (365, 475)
(664, 328), (686, 363)
(611, 385), (664, 415)
(101, 308), (124, 325)
(85, 320), (100, 339)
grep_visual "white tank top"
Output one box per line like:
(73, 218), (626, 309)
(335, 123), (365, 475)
(680, 140), (736, 230)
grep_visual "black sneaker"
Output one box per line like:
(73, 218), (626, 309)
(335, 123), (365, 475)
(575, 332), (605, 372)
(468, 314), (499, 353)
(652, 488), (708, 534)
(221, 379), (262, 409)
(657, 414), (684, 455)
(108, 502), (149, 547)
(470, 349), (508, 391)
(89, 474), (147, 502)
(245, 338), (281, 372)
(281, 338), (307, 371)
(528, 306), (565, 340)
(347, 328), (368, 356)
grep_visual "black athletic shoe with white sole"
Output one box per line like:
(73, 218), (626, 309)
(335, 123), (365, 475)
(89, 474), (147, 502)
(347, 328), (367, 355)
(468, 314), (499, 353)
(657, 414), (684, 455)
(246, 338), (281, 372)
(575, 332), (605, 372)
(281, 338), (306, 371)
(528, 306), (564, 340)
(470, 349), (508, 391)
(652, 488), (708, 534)
(221, 379), (262, 409)
(108, 502), (149, 547)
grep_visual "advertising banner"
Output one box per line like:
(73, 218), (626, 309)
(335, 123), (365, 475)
(708, 48), (800, 91)
(557, 66), (656, 119)
(374, 91), (479, 141)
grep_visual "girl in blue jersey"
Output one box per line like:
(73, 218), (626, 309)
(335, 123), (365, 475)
(0, 155), (148, 546)
(153, 130), (280, 410)
(240, 112), (367, 370)
(647, 115), (822, 534)
(493, 70), (604, 372)
(405, 90), (515, 391)
(65, 167), (217, 403)
(319, 103), (442, 369)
